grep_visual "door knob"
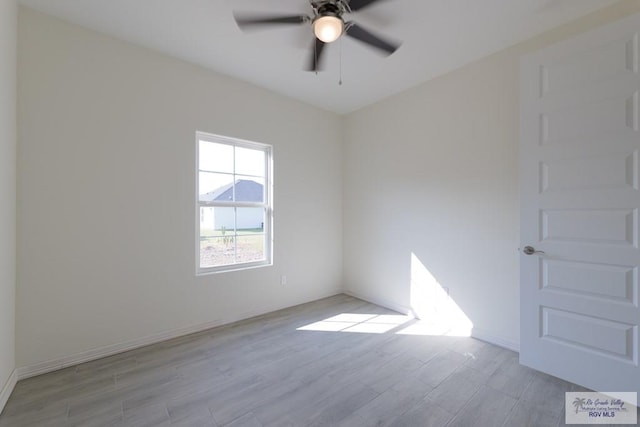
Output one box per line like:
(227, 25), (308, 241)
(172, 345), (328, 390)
(523, 245), (545, 255)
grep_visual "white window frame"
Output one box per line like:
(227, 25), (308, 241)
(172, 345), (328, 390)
(196, 131), (273, 275)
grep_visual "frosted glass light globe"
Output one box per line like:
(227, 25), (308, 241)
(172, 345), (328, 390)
(313, 15), (344, 43)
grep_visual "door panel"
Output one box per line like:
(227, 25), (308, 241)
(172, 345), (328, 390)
(540, 34), (637, 96)
(541, 208), (635, 244)
(541, 306), (635, 361)
(542, 258), (636, 303)
(520, 13), (640, 393)
(540, 151), (637, 192)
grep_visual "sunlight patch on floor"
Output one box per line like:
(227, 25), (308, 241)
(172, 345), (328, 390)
(297, 313), (412, 334)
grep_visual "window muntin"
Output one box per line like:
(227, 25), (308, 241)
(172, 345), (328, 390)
(196, 132), (272, 274)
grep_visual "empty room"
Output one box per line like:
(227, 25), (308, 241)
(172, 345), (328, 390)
(1, 0), (639, 426)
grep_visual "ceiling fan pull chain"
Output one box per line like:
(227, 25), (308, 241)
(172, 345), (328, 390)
(339, 36), (343, 85)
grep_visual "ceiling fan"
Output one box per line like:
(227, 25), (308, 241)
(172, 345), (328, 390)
(234, 0), (401, 71)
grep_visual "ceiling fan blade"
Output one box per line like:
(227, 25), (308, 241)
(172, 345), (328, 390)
(234, 13), (309, 30)
(347, 0), (387, 12)
(345, 23), (400, 55)
(308, 38), (327, 72)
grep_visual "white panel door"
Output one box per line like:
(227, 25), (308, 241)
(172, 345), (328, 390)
(520, 13), (640, 393)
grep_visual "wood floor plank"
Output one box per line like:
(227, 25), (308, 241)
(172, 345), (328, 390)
(351, 378), (432, 426)
(223, 412), (262, 427)
(519, 373), (573, 414)
(463, 344), (514, 376)
(0, 400), (69, 427)
(447, 385), (517, 427)
(414, 350), (468, 388)
(503, 400), (562, 427)
(486, 354), (535, 399)
(288, 380), (378, 427)
(388, 398), (454, 427)
(122, 403), (171, 427)
(423, 365), (489, 415)
(359, 352), (425, 393)
(208, 377), (302, 426)
(250, 375), (368, 426)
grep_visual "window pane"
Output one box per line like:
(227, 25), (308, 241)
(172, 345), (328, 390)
(199, 172), (233, 202)
(200, 206), (236, 268)
(200, 206), (215, 233)
(235, 146), (265, 177)
(210, 207), (235, 234)
(234, 178), (265, 203)
(236, 207), (265, 231)
(236, 235), (265, 263)
(200, 206), (235, 236)
(199, 140), (233, 173)
(200, 237), (236, 268)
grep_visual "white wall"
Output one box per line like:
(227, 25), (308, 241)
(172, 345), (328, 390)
(343, 0), (640, 350)
(0, 0), (17, 412)
(15, 0), (640, 373)
(16, 7), (343, 369)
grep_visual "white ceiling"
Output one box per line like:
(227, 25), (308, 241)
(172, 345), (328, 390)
(17, 0), (620, 114)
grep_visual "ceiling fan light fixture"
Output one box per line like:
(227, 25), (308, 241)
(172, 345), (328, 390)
(313, 15), (344, 43)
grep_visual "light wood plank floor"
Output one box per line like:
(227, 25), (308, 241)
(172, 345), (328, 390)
(0, 294), (617, 426)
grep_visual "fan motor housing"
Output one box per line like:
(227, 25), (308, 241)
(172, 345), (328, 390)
(312, 1), (348, 17)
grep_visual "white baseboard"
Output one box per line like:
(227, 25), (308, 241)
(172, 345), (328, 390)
(345, 289), (521, 353)
(0, 369), (17, 415)
(472, 327), (520, 353)
(344, 289), (412, 315)
(16, 291), (343, 381)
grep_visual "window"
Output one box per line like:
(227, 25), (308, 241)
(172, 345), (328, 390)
(196, 131), (272, 274)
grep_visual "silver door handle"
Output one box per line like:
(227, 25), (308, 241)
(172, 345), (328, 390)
(522, 245), (545, 256)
